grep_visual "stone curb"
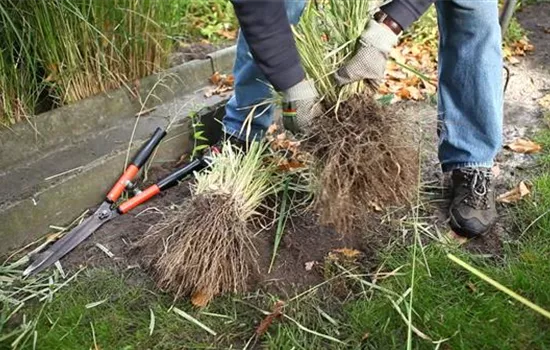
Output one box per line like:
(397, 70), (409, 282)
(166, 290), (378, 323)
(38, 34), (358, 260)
(0, 46), (236, 254)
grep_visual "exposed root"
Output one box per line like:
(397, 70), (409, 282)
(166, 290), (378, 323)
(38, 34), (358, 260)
(307, 93), (419, 234)
(133, 194), (257, 303)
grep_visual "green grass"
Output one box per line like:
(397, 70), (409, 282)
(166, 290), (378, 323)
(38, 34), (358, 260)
(3, 269), (267, 350)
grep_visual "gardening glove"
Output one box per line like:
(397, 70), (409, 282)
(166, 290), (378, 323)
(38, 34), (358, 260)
(282, 79), (324, 135)
(333, 20), (399, 86)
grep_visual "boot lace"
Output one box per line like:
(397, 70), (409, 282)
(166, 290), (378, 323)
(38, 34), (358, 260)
(461, 168), (493, 210)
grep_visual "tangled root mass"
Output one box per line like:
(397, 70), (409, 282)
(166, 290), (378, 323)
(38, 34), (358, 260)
(133, 194), (257, 301)
(308, 93), (419, 234)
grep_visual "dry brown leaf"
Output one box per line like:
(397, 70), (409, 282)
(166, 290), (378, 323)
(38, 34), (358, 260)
(368, 201), (383, 212)
(217, 28), (237, 40)
(507, 56), (520, 65)
(447, 230), (468, 245)
(305, 261), (315, 271)
(539, 94), (550, 110)
(396, 87), (411, 100)
(466, 281), (478, 293)
(492, 165), (501, 178)
(267, 124), (278, 135)
(256, 301), (285, 337)
(46, 232), (62, 243)
(504, 138), (542, 154)
(224, 74), (235, 87)
(209, 72), (223, 85)
(497, 181), (531, 204)
(191, 290), (212, 308)
(333, 248), (361, 258)
(406, 86), (423, 100)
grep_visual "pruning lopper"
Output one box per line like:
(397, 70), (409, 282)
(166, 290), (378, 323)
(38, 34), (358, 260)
(23, 127), (214, 276)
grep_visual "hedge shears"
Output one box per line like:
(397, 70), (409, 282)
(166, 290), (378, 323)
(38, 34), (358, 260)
(23, 127), (214, 276)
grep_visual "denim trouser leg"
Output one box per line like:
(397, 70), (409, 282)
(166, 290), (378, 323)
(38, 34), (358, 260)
(223, 0), (308, 141)
(435, 0), (503, 172)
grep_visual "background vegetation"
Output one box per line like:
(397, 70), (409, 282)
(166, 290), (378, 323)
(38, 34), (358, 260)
(0, 0), (236, 126)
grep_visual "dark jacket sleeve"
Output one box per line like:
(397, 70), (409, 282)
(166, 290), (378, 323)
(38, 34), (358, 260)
(381, 0), (435, 30)
(230, 0), (305, 91)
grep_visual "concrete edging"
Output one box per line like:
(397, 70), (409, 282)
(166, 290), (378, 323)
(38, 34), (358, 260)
(0, 45), (236, 254)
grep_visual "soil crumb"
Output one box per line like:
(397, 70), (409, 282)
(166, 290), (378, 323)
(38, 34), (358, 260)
(307, 93), (419, 234)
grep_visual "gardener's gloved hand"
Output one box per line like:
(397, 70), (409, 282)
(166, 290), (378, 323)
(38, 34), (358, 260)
(282, 79), (324, 134)
(334, 20), (399, 86)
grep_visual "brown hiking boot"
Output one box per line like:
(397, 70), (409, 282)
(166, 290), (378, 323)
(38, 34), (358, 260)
(449, 167), (497, 238)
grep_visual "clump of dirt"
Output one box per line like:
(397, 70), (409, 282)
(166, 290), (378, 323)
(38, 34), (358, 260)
(132, 194), (258, 304)
(307, 93), (419, 234)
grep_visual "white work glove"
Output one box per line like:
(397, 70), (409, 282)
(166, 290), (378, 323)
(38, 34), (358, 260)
(334, 20), (399, 86)
(282, 79), (324, 134)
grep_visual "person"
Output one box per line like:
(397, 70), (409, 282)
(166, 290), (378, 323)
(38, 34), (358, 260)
(223, 0), (503, 239)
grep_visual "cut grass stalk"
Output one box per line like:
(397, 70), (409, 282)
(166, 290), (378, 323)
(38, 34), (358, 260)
(172, 307), (217, 336)
(447, 253), (550, 319)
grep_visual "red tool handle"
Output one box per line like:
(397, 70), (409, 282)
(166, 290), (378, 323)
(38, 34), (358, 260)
(117, 185), (160, 214)
(106, 128), (166, 203)
(116, 158), (205, 214)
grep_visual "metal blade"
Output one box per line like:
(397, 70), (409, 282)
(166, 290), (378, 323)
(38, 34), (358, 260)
(23, 202), (117, 276)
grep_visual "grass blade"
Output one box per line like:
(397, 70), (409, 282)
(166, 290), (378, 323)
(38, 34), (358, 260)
(149, 308), (155, 336)
(173, 307), (217, 336)
(269, 177), (291, 273)
(447, 253), (550, 319)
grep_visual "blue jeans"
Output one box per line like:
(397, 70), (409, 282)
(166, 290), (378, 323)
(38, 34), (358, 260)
(223, 0), (308, 141)
(223, 0), (503, 172)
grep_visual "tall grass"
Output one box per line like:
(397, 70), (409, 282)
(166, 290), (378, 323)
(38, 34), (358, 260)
(0, 0), (236, 126)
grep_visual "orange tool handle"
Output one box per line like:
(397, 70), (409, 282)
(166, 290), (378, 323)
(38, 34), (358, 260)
(117, 185), (161, 214)
(105, 127), (166, 203)
(106, 165), (139, 202)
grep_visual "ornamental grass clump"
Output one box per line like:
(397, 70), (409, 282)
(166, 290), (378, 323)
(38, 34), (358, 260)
(134, 141), (276, 305)
(294, 0), (419, 233)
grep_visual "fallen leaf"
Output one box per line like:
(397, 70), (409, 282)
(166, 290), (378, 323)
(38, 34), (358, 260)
(447, 230), (468, 245)
(396, 87), (411, 100)
(406, 86), (423, 100)
(267, 124), (278, 135)
(278, 158), (306, 172)
(504, 138), (542, 154)
(305, 261), (315, 271)
(224, 74), (235, 87)
(497, 181), (531, 204)
(507, 56), (520, 65)
(216, 28), (237, 40)
(209, 72), (223, 85)
(369, 201), (383, 212)
(539, 94), (550, 110)
(466, 281), (478, 293)
(256, 301), (285, 337)
(333, 248), (361, 258)
(492, 165), (501, 178)
(191, 290), (212, 308)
